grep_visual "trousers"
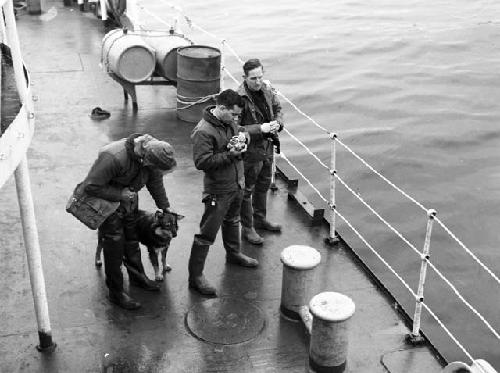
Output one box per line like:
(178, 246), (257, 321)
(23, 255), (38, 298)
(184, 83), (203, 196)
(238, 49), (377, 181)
(98, 198), (145, 294)
(241, 159), (272, 229)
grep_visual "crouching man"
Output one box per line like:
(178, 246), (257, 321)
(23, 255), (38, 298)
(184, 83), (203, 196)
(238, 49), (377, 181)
(82, 133), (177, 310)
(188, 89), (270, 297)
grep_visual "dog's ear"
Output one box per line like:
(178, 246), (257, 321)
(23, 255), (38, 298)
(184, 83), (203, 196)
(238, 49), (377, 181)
(155, 210), (164, 218)
(174, 213), (185, 221)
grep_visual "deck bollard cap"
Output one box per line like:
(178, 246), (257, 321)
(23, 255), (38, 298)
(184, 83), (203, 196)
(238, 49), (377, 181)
(280, 245), (321, 270)
(309, 292), (355, 322)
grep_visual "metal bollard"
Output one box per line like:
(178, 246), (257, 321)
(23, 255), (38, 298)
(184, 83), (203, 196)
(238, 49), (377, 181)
(280, 245), (321, 321)
(443, 360), (498, 373)
(308, 292), (355, 373)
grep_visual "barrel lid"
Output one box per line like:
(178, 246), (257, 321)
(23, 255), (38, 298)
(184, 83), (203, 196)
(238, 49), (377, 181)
(309, 292), (355, 322)
(280, 245), (321, 269)
(178, 45), (220, 58)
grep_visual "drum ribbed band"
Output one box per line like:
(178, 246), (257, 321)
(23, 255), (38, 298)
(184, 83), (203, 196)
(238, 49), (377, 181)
(309, 357), (346, 373)
(280, 304), (301, 321)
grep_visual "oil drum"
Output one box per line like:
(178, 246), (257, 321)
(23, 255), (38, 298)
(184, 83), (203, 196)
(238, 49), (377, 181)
(101, 29), (155, 83)
(143, 33), (192, 82)
(176, 45), (221, 123)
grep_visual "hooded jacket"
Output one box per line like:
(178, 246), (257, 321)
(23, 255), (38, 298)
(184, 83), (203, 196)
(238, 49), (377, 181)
(191, 106), (245, 194)
(237, 80), (284, 162)
(83, 133), (170, 209)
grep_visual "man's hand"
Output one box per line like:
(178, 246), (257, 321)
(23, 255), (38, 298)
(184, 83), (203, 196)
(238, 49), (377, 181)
(228, 147), (243, 159)
(261, 120), (280, 134)
(120, 188), (136, 202)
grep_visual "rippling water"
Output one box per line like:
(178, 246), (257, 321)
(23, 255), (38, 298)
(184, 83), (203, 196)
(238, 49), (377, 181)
(144, 0), (500, 366)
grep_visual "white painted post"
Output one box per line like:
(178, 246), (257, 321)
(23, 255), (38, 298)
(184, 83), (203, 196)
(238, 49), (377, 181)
(4, 0), (55, 352)
(100, 0), (108, 21)
(408, 209), (436, 344)
(309, 292), (355, 373)
(280, 245), (321, 321)
(14, 158), (56, 352)
(326, 133), (339, 245)
(270, 150), (277, 191)
(0, 7), (6, 44)
(220, 39), (225, 91)
(126, 0), (138, 29)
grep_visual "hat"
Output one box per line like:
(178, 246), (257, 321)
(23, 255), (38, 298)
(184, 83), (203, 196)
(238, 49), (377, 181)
(143, 140), (177, 171)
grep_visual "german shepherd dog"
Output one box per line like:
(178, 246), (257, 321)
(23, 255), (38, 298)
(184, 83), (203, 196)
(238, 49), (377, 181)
(95, 210), (184, 281)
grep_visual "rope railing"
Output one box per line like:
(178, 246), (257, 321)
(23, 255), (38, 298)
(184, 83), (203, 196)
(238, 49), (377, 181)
(126, 2), (500, 365)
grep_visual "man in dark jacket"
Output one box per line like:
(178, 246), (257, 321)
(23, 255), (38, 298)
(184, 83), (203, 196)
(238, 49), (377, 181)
(237, 58), (283, 245)
(82, 133), (176, 310)
(189, 89), (266, 297)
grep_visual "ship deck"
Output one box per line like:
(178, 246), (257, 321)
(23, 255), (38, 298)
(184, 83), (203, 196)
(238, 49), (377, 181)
(0, 2), (444, 372)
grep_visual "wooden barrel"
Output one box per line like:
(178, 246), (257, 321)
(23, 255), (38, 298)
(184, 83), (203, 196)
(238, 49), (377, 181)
(176, 45), (221, 123)
(101, 29), (155, 83)
(143, 33), (192, 81)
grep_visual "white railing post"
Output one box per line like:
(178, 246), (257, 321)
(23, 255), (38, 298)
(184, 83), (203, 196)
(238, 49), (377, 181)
(325, 133), (339, 246)
(220, 39), (225, 91)
(407, 208), (437, 345)
(100, 0), (108, 21)
(126, 0), (138, 29)
(4, 0), (55, 352)
(270, 150), (278, 191)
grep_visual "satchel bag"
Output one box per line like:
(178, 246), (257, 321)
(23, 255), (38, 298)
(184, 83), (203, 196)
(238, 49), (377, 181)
(66, 183), (120, 230)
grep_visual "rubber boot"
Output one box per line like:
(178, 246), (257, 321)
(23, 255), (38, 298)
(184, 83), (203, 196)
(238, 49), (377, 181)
(242, 226), (264, 245)
(188, 241), (216, 296)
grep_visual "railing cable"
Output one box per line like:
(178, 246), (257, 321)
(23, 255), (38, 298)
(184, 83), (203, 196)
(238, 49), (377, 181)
(435, 217), (500, 287)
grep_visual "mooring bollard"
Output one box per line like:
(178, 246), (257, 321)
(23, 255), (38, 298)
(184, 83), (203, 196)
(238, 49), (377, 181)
(280, 245), (321, 321)
(308, 292), (355, 373)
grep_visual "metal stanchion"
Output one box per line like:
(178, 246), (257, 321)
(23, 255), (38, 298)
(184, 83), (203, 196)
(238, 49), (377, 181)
(14, 158), (56, 352)
(270, 150), (278, 191)
(325, 132), (339, 246)
(406, 208), (436, 345)
(308, 292), (355, 373)
(4, 0), (55, 352)
(100, 0), (108, 21)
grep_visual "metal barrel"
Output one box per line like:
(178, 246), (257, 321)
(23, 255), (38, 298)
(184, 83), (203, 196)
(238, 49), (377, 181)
(176, 45), (221, 123)
(142, 33), (192, 81)
(101, 29), (155, 83)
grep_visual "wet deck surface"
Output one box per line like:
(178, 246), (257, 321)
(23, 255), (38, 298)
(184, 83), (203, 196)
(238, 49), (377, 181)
(0, 2), (443, 372)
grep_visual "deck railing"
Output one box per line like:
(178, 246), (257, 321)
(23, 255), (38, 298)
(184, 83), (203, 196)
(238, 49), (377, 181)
(125, 0), (499, 368)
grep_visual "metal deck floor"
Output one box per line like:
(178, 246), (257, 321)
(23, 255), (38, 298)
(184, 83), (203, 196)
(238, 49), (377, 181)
(0, 2), (443, 372)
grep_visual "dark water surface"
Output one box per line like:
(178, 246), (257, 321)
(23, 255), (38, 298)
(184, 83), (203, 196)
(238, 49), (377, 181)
(145, 0), (500, 366)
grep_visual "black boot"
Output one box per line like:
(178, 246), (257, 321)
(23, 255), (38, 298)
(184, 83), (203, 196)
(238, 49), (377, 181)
(124, 241), (160, 292)
(188, 241), (216, 297)
(108, 291), (141, 310)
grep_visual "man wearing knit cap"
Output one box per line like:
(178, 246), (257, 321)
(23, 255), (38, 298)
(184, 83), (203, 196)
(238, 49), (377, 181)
(81, 133), (176, 310)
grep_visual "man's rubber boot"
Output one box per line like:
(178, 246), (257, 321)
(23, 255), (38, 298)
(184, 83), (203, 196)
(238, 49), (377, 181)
(123, 241), (160, 291)
(254, 219), (282, 232)
(126, 264), (161, 292)
(188, 242), (216, 296)
(108, 291), (141, 310)
(242, 227), (264, 245)
(226, 252), (259, 267)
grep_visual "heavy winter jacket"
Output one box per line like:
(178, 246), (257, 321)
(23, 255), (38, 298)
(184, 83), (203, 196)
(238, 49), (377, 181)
(191, 106), (247, 194)
(83, 133), (170, 209)
(237, 80), (284, 162)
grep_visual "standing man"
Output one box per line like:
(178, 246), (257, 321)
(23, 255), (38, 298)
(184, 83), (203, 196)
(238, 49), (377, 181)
(189, 89), (266, 297)
(238, 58), (283, 245)
(82, 133), (177, 310)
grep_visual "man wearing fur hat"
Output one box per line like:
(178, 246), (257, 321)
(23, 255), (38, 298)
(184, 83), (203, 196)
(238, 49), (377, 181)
(82, 133), (176, 310)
